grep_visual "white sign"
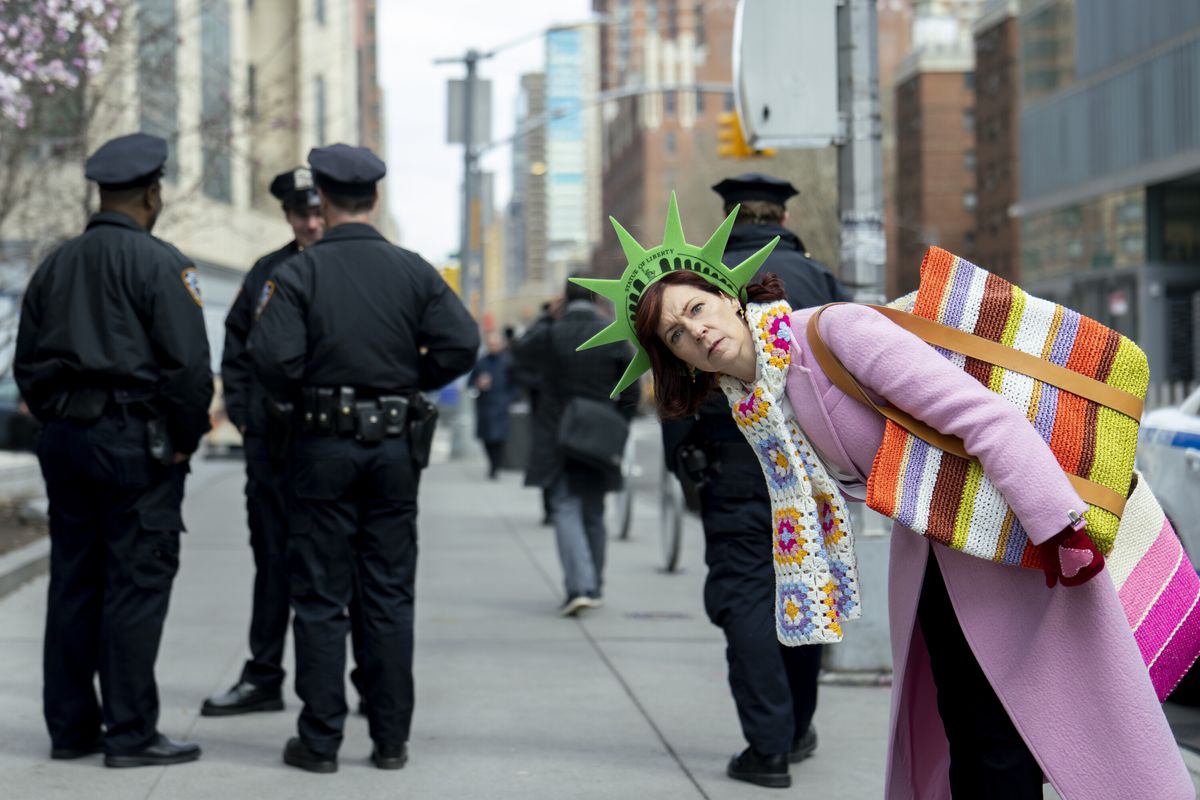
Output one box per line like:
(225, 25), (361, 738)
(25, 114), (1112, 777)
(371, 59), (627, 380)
(733, 0), (840, 149)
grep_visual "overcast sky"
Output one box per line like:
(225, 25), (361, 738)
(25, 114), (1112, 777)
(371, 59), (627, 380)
(378, 1), (593, 264)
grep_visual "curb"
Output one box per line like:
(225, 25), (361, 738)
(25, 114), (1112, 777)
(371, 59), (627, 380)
(0, 536), (49, 600)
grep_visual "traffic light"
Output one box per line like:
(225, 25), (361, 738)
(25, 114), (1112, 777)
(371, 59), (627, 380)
(439, 265), (461, 295)
(716, 111), (776, 159)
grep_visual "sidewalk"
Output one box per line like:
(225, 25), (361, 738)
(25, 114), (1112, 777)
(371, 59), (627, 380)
(0, 430), (1189, 799)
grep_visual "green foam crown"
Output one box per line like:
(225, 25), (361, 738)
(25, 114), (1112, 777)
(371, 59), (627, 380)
(571, 191), (778, 398)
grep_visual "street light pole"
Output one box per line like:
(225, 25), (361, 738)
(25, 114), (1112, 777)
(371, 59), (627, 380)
(837, 0), (886, 303)
(460, 49), (479, 315)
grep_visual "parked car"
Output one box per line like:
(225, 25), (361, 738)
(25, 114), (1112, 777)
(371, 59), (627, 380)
(1138, 386), (1200, 560)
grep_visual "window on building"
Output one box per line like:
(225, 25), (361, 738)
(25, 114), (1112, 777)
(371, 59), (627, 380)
(138, 0), (178, 181)
(964, 72), (975, 91)
(963, 191), (977, 211)
(695, 91), (704, 115)
(666, 131), (676, 154)
(201, 0), (231, 202)
(695, 3), (706, 47)
(964, 149), (975, 172)
(667, 0), (678, 38)
(963, 109), (975, 131)
(315, 75), (327, 146)
(723, 92), (734, 112)
(664, 90), (676, 116)
(315, 0), (325, 24)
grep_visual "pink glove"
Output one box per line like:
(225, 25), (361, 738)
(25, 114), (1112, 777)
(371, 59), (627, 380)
(1040, 514), (1104, 588)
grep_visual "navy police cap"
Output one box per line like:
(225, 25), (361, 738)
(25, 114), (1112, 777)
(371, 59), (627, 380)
(711, 173), (799, 205)
(269, 167), (320, 209)
(85, 133), (168, 190)
(308, 144), (386, 197)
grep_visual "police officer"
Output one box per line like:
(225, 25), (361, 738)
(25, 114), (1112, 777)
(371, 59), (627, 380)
(663, 173), (852, 789)
(250, 144), (479, 773)
(201, 168), (324, 717)
(14, 133), (212, 767)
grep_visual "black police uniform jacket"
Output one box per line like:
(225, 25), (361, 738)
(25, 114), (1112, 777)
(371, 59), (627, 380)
(221, 240), (300, 435)
(14, 211), (213, 453)
(663, 222), (852, 536)
(511, 301), (639, 492)
(248, 222), (479, 400)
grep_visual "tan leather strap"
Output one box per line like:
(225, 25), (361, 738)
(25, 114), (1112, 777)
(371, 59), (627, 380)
(864, 304), (1143, 421)
(805, 304), (1128, 517)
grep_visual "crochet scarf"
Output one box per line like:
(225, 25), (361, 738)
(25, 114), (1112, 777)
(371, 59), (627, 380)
(718, 301), (861, 646)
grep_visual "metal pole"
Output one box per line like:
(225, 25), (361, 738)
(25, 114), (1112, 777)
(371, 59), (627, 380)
(837, 0), (886, 304)
(459, 50), (478, 314)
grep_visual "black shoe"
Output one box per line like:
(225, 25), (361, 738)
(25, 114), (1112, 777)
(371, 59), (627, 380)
(283, 737), (337, 774)
(370, 741), (408, 770)
(201, 681), (284, 717)
(727, 747), (791, 789)
(789, 725), (817, 764)
(50, 735), (103, 760)
(105, 735), (201, 768)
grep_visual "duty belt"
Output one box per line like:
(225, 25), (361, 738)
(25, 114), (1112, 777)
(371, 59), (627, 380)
(299, 386), (409, 442)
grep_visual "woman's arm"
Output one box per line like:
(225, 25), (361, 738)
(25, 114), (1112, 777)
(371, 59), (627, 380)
(817, 303), (1084, 546)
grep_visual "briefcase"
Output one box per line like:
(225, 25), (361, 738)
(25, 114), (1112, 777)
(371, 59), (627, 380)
(557, 396), (630, 473)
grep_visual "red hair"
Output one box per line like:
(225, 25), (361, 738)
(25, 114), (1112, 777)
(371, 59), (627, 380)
(633, 271), (786, 418)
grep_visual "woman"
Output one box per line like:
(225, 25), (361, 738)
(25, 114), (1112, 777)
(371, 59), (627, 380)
(636, 266), (1196, 798)
(468, 331), (513, 479)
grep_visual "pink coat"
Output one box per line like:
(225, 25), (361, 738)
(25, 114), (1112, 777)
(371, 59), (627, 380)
(785, 304), (1193, 800)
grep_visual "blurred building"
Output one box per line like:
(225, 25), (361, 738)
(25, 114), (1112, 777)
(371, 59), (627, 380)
(592, 0), (841, 279)
(892, 2), (981, 295)
(0, 0), (388, 371)
(972, 0), (1021, 283)
(505, 72), (548, 321)
(1014, 0), (1200, 384)
(545, 25), (603, 289)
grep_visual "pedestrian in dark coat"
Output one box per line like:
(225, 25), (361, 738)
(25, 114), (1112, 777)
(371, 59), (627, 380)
(512, 279), (639, 616)
(14, 133), (211, 768)
(662, 173), (852, 789)
(469, 331), (513, 479)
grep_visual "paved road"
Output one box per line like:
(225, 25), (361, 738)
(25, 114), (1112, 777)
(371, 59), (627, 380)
(0, 420), (1193, 798)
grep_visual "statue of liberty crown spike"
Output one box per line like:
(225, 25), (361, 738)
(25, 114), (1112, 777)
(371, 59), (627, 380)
(571, 191), (779, 398)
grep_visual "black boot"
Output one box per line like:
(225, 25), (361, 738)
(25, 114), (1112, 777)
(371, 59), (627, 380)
(727, 747), (791, 788)
(370, 741), (408, 770)
(789, 725), (818, 763)
(105, 734), (201, 768)
(200, 681), (284, 717)
(283, 737), (337, 774)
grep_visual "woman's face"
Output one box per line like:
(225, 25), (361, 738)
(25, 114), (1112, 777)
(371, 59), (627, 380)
(655, 282), (752, 375)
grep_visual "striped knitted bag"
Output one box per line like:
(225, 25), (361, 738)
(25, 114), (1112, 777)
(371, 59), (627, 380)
(1109, 471), (1200, 701)
(866, 247), (1149, 570)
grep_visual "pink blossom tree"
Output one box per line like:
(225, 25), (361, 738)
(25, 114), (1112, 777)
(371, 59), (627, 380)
(0, 0), (122, 129)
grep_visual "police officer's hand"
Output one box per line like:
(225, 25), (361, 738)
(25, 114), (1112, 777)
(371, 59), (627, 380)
(173, 452), (190, 464)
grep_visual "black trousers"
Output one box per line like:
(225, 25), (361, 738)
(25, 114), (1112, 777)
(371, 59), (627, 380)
(482, 440), (505, 477)
(288, 433), (419, 755)
(240, 436), (368, 695)
(702, 493), (821, 755)
(38, 416), (187, 754)
(240, 435), (291, 689)
(917, 555), (1043, 799)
